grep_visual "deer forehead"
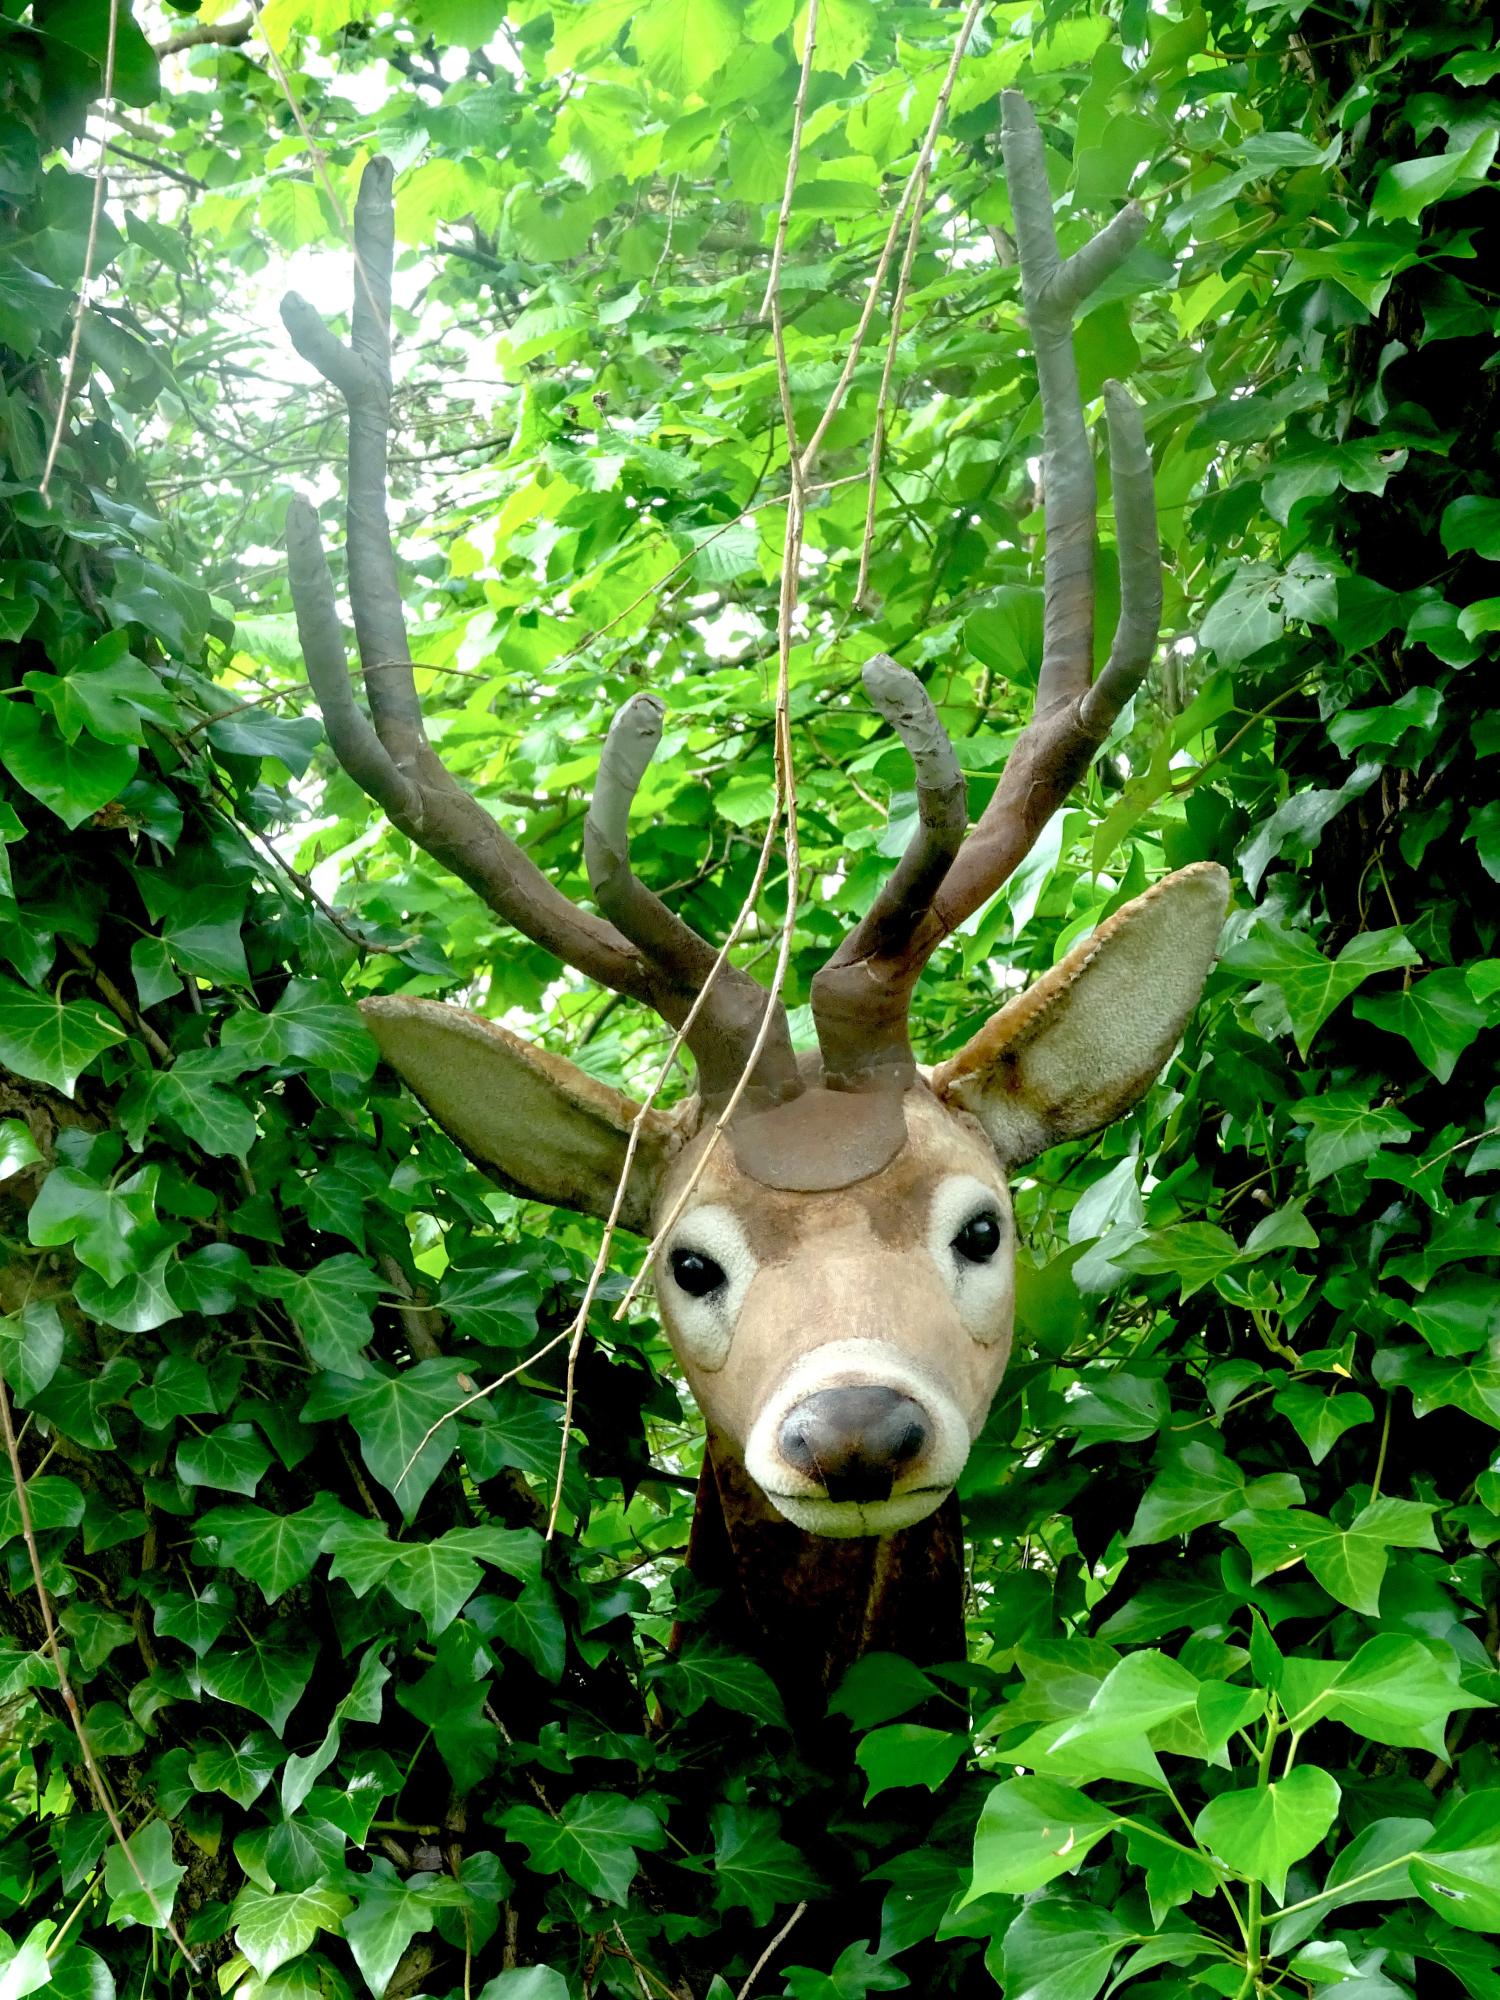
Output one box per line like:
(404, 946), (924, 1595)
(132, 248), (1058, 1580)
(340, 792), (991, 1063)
(656, 1086), (1007, 1262)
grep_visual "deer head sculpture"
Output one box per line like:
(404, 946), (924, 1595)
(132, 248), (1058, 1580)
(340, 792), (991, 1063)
(281, 95), (1228, 1687)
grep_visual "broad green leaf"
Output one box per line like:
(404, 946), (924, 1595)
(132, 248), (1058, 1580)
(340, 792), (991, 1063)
(0, 975), (124, 1097)
(1051, 1649), (1201, 1749)
(220, 980), (376, 1078)
(387, 1541), (483, 1637)
(1412, 1792), (1500, 1935)
(856, 1725), (967, 1802)
(1395, 1274), (1500, 1356)
(967, 1777), (1119, 1899)
(1125, 1440), (1245, 1544)
(1270, 1816), (1433, 1954)
(499, 1793), (665, 1906)
(827, 1652), (941, 1729)
(1441, 495), (1500, 560)
(487, 1577), (566, 1681)
(1194, 1766), (1341, 1902)
(630, 0), (741, 95)
(1280, 1635), (1492, 1760)
(2, 705), (137, 829)
(992, 1898), (1130, 2000)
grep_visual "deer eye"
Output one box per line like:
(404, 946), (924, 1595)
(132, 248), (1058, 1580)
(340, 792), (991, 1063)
(952, 1211), (1002, 1264)
(670, 1248), (727, 1298)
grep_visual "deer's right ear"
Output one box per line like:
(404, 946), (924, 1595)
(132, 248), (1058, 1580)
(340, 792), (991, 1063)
(361, 997), (678, 1235)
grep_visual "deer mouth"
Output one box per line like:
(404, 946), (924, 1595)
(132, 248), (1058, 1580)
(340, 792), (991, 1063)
(760, 1484), (953, 1538)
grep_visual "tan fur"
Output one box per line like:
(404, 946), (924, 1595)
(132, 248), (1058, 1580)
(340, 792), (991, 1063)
(361, 865), (1227, 1536)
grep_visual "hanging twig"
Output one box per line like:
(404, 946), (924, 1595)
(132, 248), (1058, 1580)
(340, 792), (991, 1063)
(40, 0), (120, 501)
(733, 1902), (809, 2000)
(855, 162), (930, 609)
(0, 1373), (198, 1966)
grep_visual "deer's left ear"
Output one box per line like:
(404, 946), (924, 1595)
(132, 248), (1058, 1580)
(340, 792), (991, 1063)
(931, 862), (1229, 1168)
(361, 997), (679, 1234)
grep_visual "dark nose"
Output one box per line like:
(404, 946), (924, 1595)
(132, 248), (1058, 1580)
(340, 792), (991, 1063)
(778, 1387), (929, 1504)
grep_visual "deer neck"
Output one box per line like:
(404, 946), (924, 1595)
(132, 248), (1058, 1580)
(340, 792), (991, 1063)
(685, 1440), (965, 1710)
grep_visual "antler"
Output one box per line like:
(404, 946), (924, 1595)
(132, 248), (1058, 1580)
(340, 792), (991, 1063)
(282, 160), (801, 1111)
(811, 91), (1163, 1091)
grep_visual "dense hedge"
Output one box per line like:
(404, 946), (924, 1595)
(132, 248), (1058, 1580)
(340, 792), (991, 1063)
(0, 3), (1495, 1998)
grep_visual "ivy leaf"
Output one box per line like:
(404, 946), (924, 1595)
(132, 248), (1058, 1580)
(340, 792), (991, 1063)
(487, 1578), (566, 1681)
(387, 1541), (484, 1638)
(703, 1802), (819, 1923)
(102, 1819), (185, 1931)
(220, 980), (377, 1078)
(1272, 1383), (1374, 1464)
(0, 1119), (42, 1180)
(176, 1422), (272, 1498)
(120, 1051), (258, 1160)
(189, 1730), (283, 1808)
(1229, 1498), (1438, 1616)
(1394, 1275), (1500, 1356)
(0, 1302), (64, 1404)
(343, 1858), (470, 1997)
(1194, 1766), (1341, 1903)
(1354, 968), (1492, 1082)
(1298, 1091), (1417, 1185)
(301, 1361), (468, 1521)
(200, 1636), (317, 1736)
(1223, 922), (1418, 1058)
(499, 1793), (665, 1906)
(252, 1256), (382, 1375)
(0, 974), (124, 1097)
(648, 1638), (786, 1728)
(1125, 1440), (1247, 1544)
(233, 1883), (353, 1980)
(967, 1777), (1120, 1900)
(195, 1504), (329, 1602)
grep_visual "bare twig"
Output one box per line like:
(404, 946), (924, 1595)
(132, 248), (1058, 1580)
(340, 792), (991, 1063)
(756, 1), (820, 323)
(734, 1902), (809, 2000)
(796, 0), (985, 480)
(0, 1373), (198, 1965)
(41, 0), (120, 501)
(154, 15), (253, 54)
(855, 164), (929, 609)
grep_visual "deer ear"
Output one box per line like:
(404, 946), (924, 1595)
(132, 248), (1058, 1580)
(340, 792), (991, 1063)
(931, 863), (1229, 1168)
(361, 997), (678, 1235)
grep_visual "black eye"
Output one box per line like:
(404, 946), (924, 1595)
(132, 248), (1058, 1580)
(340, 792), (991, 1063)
(952, 1211), (1002, 1264)
(670, 1248), (727, 1298)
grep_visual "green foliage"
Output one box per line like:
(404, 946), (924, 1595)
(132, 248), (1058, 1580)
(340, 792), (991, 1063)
(0, 0), (1496, 1998)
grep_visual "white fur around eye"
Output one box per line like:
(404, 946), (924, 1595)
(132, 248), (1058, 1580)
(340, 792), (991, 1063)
(660, 1205), (758, 1371)
(926, 1172), (1012, 1344)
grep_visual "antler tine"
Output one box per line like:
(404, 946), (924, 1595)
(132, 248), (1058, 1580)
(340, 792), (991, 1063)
(928, 90), (1164, 933)
(812, 92), (1165, 1083)
(281, 160), (757, 1054)
(587, 694), (802, 1107)
(811, 659), (967, 1090)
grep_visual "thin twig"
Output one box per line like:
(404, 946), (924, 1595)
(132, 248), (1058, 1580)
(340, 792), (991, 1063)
(40, 0), (120, 501)
(757, 2), (820, 323)
(734, 1902), (809, 2000)
(796, 0), (985, 480)
(0, 1373), (198, 1965)
(855, 159), (930, 609)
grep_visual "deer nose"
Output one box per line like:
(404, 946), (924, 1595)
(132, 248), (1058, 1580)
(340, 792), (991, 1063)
(778, 1387), (929, 1504)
